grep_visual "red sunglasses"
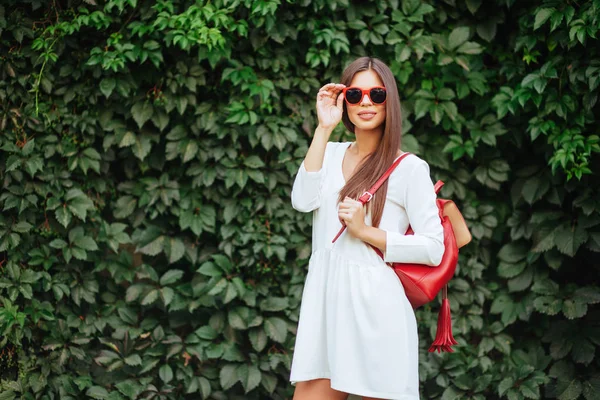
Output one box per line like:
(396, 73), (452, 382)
(343, 86), (387, 105)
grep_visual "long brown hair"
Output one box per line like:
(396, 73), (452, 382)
(337, 57), (403, 229)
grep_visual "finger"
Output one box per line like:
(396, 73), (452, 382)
(319, 83), (337, 91)
(327, 87), (342, 100)
(338, 202), (352, 210)
(338, 211), (352, 219)
(337, 92), (344, 108)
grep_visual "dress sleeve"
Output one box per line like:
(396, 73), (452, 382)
(290, 142), (334, 213)
(382, 160), (445, 266)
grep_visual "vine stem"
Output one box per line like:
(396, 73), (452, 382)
(34, 37), (59, 117)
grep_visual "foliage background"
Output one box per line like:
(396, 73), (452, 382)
(1, 0), (599, 399)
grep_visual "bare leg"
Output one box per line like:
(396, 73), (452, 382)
(293, 379), (350, 400)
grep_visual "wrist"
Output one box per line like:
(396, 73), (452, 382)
(359, 225), (375, 243)
(316, 124), (336, 135)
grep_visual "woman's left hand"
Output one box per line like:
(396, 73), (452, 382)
(338, 197), (367, 239)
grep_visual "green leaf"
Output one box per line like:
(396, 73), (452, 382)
(138, 236), (164, 256)
(562, 299), (587, 319)
(124, 354), (142, 366)
(197, 262), (223, 277)
(195, 325), (218, 340)
(0, 391), (16, 400)
(557, 379), (582, 400)
(166, 238), (185, 264)
(554, 224), (588, 257)
(237, 363), (261, 393)
(534, 8), (554, 30)
(249, 328), (268, 352)
(582, 376), (600, 399)
(86, 386), (109, 399)
(259, 296), (289, 312)
(159, 364), (173, 384)
(199, 376), (212, 397)
(520, 379), (540, 399)
(448, 27), (470, 49)
(118, 306), (138, 325)
(457, 41), (483, 54)
(220, 364), (239, 390)
(531, 279), (559, 295)
(160, 269), (184, 286)
(99, 78), (116, 98)
(228, 308), (248, 330)
(496, 253), (526, 275)
(182, 141), (198, 163)
(573, 287), (600, 304)
(141, 289), (159, 306)
(131, 101), (154, 129)
(498, 243), (528, 263)
(125, 284), (145, 303)
(49, 239), (68, 249)
(534, 296), (562, 316)
(119, 131), (136, 148)
(161, 287), (174, 306)
(115, 380), (143, 398)
(264, 317), (287, 343)
(243, 155), (265, 168)
(132, 134), (153, 161)
(508, 267), (533, 292)
(261, 373), (278, 394)
(442, 386), (461, 400)
(571, 339), (595, 365)
(466, 0), (482, 14)
(499, 377), (515, 396)
(55, 207), (72, 228)
(74, 236), (98, 251)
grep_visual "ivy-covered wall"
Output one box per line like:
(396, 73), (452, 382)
(0, 0), (599, 399)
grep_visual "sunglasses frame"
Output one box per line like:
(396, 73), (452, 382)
(342, 86), (387, 105)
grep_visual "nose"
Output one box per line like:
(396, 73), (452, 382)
(360, 92), (373, 106)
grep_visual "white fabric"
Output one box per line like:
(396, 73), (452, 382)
(289, 141), (444, 399)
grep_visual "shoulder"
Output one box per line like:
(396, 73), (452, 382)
(390, 152), (430, 179)
(386, 153), (432, 202)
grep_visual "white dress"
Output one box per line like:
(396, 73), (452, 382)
(289, 141), (445, 400)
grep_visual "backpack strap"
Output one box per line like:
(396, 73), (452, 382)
(332, 152), (412, 243)
(356, 152), (413, 204)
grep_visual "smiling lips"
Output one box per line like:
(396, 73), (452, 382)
(358, 111), (377, 120)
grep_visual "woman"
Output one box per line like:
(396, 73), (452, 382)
(289, 57), (445, 400)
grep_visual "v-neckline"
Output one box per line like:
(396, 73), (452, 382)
(340, 142), (406, 185)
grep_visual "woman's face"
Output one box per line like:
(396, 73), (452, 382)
(346, 70), (387, 132)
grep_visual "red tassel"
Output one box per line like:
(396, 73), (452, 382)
(428, 287), (458, 353)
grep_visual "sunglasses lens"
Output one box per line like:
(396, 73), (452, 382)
(370, 88), (387, 104)
(345, 88), (362, 104)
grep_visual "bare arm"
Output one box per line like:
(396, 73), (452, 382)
(357, 226), (386, 251)
(303, 82), (345, 171)
(291, 83), (346, 212)
(303, 126), (334, 172)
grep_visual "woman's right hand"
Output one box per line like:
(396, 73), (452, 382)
(316, 83), (346, 130)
